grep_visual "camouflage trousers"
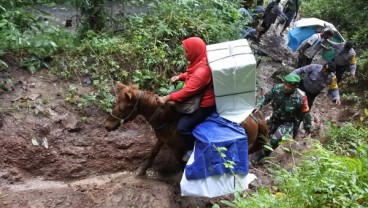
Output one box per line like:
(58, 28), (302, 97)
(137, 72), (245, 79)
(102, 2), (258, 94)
(264, 117), (296, 154)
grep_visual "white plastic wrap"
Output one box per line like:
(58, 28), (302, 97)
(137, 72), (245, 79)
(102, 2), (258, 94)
(207, 39), (256, 123)
(180, 150), (257, 198)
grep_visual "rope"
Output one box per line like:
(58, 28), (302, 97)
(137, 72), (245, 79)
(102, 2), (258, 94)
(110, 90), (142, 121)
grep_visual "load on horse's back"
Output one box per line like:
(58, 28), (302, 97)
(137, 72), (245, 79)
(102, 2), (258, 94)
(104, 82), (269, 176)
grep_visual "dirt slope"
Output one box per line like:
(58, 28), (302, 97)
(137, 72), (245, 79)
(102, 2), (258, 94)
(0, 24), (352, 207)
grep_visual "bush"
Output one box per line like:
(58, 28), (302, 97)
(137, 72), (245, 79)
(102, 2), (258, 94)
(219, 140), (368, 208)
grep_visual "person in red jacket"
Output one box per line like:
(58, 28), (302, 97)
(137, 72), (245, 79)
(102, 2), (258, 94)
(158, 37), (216, 153)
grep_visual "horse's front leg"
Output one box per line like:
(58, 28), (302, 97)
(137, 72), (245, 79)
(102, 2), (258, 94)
(136, 139), (163, 176)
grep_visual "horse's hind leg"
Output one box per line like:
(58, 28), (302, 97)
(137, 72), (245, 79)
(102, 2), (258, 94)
(136, 140), (163, 176)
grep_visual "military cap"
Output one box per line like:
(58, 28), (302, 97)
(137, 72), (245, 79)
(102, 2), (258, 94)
(283, 73), (300, 84)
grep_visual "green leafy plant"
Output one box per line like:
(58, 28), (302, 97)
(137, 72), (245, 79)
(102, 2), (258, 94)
(219, 140), (368, 208)
(326, 122), (368, 156)
(51, 0), (245, 111)
(214, 146), (236, 170)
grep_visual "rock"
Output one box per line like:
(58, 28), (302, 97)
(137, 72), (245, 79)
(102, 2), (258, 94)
(34, 105), (45, 115)
(62, 113), (78, 130)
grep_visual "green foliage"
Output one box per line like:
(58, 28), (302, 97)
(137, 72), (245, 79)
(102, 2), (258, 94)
(2, 0), (245, 110)
(326, 122), (368, 157)
(214, 146), (236, 170)
(75, 0), (107, 36)
(50, 0), (244, 110)
(64, 80), (114, 112)
(302, 0), (368, 48)
(302, 0), (368, 113)
(275, 142), (368, 207)
(356, 50), (368, 82)
(0, 3), (76, 73)
(0, 59), (9, 71)
(220, 140), (368, 208)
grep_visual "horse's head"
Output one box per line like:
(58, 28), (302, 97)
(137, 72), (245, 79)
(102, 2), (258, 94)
(104, 82), (142, 132)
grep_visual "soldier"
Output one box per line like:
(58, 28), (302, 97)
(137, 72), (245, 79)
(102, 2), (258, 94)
(251, 73), (311, 164)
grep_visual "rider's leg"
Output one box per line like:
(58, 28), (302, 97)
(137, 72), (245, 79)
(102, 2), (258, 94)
(177, 106), (216, 150)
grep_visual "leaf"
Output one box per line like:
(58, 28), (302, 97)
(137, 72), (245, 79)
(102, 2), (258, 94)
(220, 200), (237, 207)
(49, 41), (57, 48)
(31, 137), (39, 146)
(0, 22), (7, 28)
(0, 60), (8, 69)
(29, 65), (37, 74)
(357, 198), (364, 205)
(264, 145), (274, 152)
(217, 147), (227, 151)
(281, 147), (291, 153)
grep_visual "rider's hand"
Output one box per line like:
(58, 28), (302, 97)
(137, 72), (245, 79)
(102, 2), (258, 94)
(158, 95), (170, 104)
(252, 107), (259, 114)
(170, 75), (180, 83)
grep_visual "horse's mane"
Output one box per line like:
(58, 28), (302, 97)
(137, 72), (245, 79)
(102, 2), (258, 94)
(120, 83), (179, 122)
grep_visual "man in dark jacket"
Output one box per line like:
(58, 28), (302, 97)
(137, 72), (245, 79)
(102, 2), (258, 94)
(257, 0), (286, 40)
(279, 0), (302, 36)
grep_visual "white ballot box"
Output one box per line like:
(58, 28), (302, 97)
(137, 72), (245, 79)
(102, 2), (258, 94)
(207, 39), (256, 123)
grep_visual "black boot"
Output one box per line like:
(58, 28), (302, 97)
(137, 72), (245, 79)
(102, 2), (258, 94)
(251, 150), (266, 165)
(251, 146), (273, 165)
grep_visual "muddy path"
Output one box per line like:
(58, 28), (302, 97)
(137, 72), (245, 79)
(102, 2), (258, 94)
(0, 20), (352, 208)
(0, 69), (214, 208)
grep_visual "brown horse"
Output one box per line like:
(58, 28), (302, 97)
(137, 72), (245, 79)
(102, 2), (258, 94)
(104, 82), (269, 176)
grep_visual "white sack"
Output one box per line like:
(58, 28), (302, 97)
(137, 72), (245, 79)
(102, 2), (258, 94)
(180, 150), (257, 198)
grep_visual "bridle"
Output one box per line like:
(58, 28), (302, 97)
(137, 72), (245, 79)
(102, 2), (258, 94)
(109, 90), (169, 131)
(110, 90), (142, 122)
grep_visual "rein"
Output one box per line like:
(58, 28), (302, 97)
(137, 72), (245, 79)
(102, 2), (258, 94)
(249, 113), (259, 125)
(110, 89), (169, 130)
(110, 90), (142, 122)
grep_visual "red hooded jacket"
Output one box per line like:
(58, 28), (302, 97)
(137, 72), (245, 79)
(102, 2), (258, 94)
(169, 37), (215, 107)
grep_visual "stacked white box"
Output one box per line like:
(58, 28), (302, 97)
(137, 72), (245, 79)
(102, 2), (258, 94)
(207, 39), (256, 123)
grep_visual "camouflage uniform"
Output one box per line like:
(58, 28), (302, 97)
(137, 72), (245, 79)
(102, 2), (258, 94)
(256, 83), (311, 152)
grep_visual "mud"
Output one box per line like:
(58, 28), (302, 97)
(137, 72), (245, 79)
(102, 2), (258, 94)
(0, 10), (351, 208)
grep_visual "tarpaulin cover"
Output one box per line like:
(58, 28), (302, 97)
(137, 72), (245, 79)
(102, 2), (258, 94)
(322, 36), (344, 61)
(185, 113), (248, 180)
(287, 18), (345, 58)
(293, 17), (337, 30)
(207, 39), (256, 124)
(288, 26), (317, 52)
